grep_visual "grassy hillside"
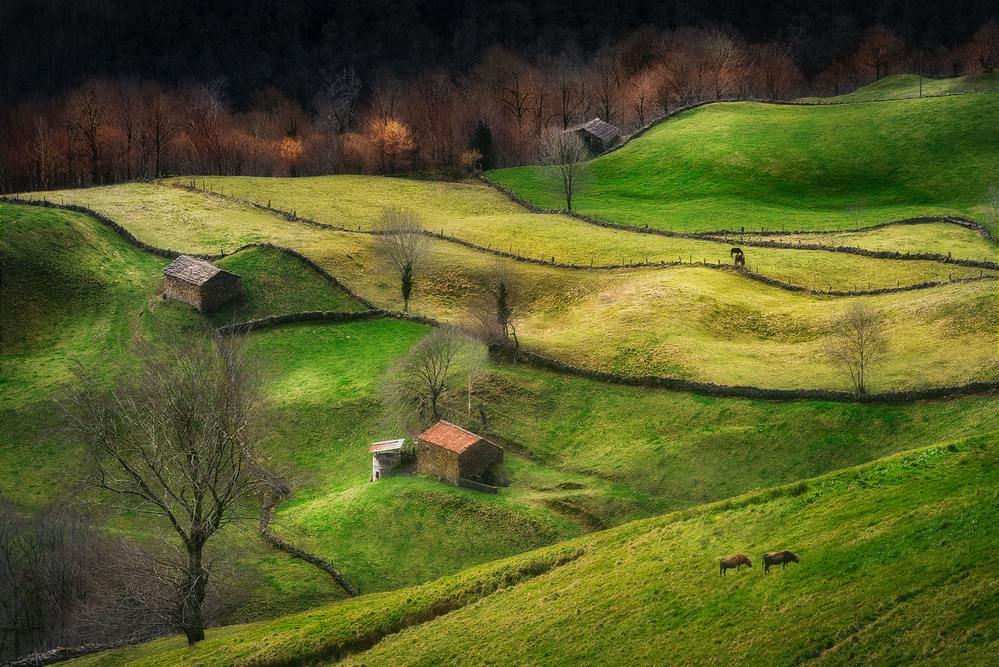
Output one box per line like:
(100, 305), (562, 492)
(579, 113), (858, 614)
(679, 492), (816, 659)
(798, 71), (999, 103)
(4, 202), (995, 607)
(487, 93), (999, 232)
(16, 183), (996, 389)
(64, 430), (999, 667)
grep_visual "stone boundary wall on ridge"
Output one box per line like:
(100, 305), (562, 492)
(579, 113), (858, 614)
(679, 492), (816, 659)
(516, 349), (999, 404)
(259, 502), (358, 597)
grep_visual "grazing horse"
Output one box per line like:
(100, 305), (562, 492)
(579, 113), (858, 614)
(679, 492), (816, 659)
(730, 247), (745, 266)
(763, 550), (799, 574)
(720, 553), (752, 575)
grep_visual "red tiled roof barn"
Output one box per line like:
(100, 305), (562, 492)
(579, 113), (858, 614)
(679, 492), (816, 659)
(416, 421), (503, 488)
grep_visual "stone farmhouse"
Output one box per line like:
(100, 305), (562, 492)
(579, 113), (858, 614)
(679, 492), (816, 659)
(565, 117), (619, 153)
(417, 421), (503, 491)
(163, 255), (243, 312)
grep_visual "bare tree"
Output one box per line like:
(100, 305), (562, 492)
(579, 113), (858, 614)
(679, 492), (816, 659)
(468, 262), (523, 356)
(375, 207), (433, 312)
(390, 325), (466, 426)
(57, 327), (273, 645)
(540, 128), (590, 211)
(847, 198), (868, 230)
(824, 303), (889, 393)
(316, 67), (361, 134)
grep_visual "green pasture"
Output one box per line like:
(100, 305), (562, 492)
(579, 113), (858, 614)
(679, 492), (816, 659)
(514, 267), (998, 388)
(63, 431), (999, 667)
(20, 181), (995, 299)
(13, 181), (996, 389)
(5, 202), (995, 607)
(488, 92), (999, 232)
(480, 364), (999, 506)
(750, 221), (998, 259)
(798, 71), (999, 103)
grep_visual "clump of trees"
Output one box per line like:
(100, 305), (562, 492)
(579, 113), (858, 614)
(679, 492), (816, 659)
(57, 326), (277, 645)
(3, 19), (996, 193)
(387, 325), (490, 433)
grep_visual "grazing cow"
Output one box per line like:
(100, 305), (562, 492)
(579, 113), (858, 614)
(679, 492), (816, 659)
(720, 553), (752, 575)
(763, 550), (799, 574)
(730, 247), (745, 266)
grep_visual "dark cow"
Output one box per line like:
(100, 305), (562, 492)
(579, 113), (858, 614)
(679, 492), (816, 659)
(763, 550), (799, 574)
(720, 553), (752, 576)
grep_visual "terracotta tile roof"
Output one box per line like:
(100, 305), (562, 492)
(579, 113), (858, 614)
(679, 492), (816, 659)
(163, 255), (226, 286)
(565, 117), (619, 143)
(418, 421), (494, 454)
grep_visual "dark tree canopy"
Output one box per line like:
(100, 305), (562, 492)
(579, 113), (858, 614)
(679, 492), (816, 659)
(3, 0), (997, 107)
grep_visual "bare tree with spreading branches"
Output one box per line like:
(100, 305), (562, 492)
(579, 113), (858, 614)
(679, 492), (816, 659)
(375, 207), (433, 312)
(389, 325), (467, 427)
(823, 303), (890, 394)
(540, 128), (590, 211)
(57, 326), (274, 645)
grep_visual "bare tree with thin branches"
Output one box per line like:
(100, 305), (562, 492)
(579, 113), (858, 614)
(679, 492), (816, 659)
(57, 326), (274, 645)
(823, 303), (890, 393)
(540, 128), (590, 211)
(375, 207), (433, 312)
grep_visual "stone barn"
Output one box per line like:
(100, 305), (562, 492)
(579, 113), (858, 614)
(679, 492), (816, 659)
(163, 255), (243, 312)
(417, 421), (503, 490)
(565, 117), (619, 153)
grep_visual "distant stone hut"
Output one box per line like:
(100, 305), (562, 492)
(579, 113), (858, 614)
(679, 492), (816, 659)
(565, 117), (619, 153)
(163, 255), (243, 312)
(417, 421), (503, 491)
(369, 438), (412, 481)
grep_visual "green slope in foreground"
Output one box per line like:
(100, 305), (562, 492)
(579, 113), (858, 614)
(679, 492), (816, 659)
(488, 88), (999, 232)
(66, 431), (999, 667)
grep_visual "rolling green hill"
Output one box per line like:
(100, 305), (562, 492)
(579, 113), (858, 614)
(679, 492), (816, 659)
(487, 91), (999, 232)
(63, 431), (999, 667)
(17, 181), (996, 390)
(4, 80), (999, 662)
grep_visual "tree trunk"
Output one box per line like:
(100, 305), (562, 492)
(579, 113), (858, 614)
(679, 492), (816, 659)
(182, 545), (208, 645)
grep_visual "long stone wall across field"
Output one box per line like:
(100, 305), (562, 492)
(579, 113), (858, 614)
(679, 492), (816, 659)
(475, 176), (999, 265)
(515, 349), (999, 404)
(160, 181), (998, 295)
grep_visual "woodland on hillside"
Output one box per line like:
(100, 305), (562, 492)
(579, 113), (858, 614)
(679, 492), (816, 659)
(2, 18), (998, 193)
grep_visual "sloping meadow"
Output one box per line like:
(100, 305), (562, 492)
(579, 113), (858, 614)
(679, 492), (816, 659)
(63, 432), (999, 667)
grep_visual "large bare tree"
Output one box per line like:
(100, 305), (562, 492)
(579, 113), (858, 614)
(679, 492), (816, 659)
(375, 207), (433, 312)
(824, 303), (890, 394)
(58, 327), (273, 645)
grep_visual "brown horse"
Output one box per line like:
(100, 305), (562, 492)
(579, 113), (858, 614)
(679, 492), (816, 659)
(763, 550), (799, 573)
(720, 553), (752, 575)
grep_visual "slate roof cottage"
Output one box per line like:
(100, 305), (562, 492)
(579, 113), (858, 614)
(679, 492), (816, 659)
(163, 255), (243, 312)
(417, 421), (503, 488)
(565, 117), (619, 153)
